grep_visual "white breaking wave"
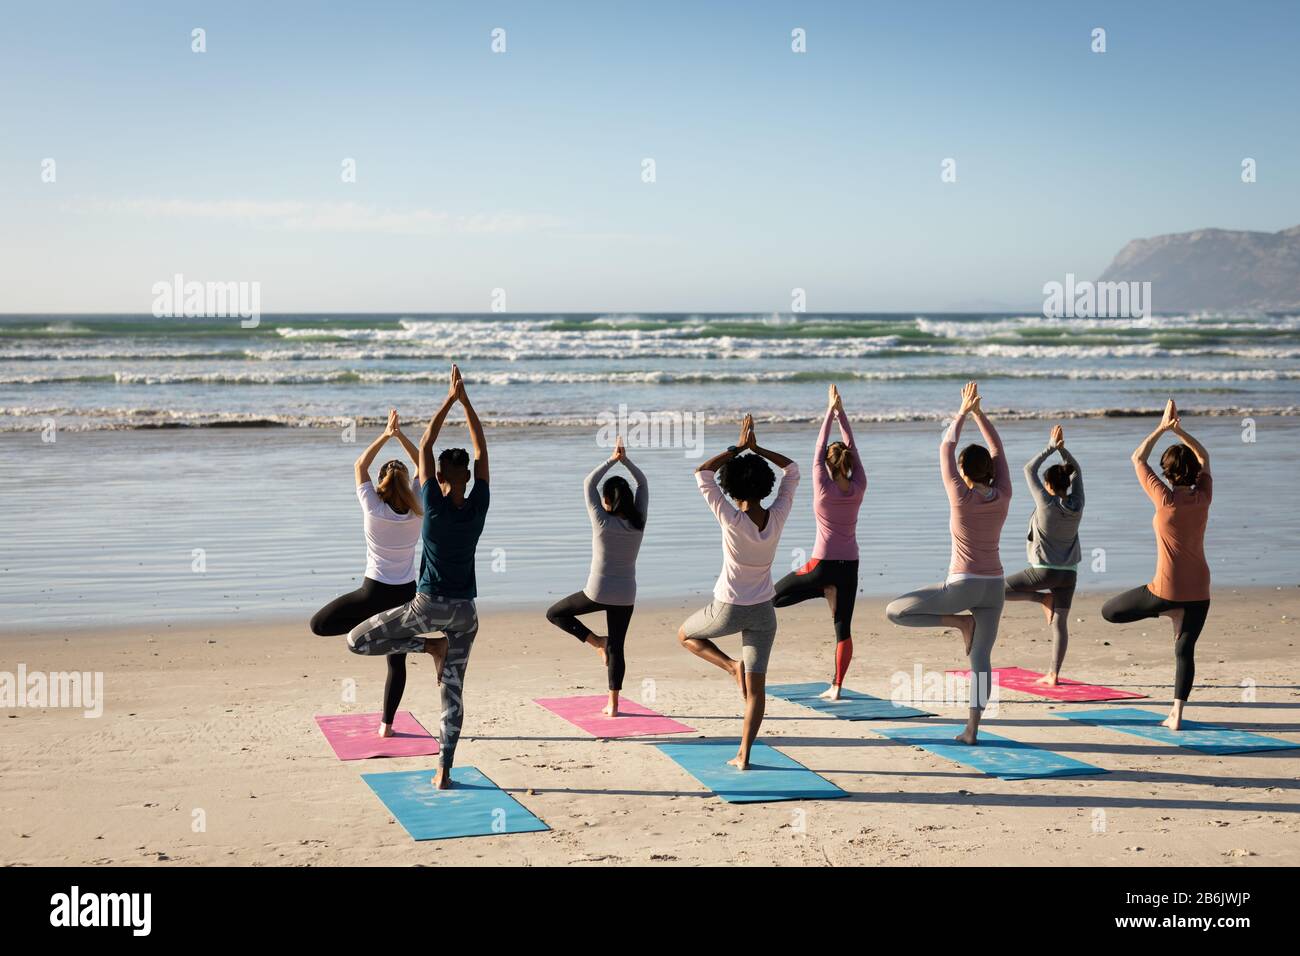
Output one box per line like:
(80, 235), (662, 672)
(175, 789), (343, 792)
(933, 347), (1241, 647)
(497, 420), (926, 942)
(3, 366), (1299, 387)
(3, 403), (1296, 432)
(914, 313), (1300, 339)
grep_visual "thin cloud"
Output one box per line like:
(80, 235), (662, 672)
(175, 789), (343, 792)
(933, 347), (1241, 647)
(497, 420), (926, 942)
(65, 198), (564, 235)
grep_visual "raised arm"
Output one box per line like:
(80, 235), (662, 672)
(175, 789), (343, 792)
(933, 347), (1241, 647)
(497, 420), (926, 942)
(816, 384), (857, 485)
(1170, 423), (1209, 472)
(1133, 399), (1180, 466)
(391, 413), (421, 470)
(419, 371), (459, 485)
(696, 415), (751, 474)
(1057, 441), (1083, 506)
(970, 405), (1010, 495)
(837, 406), (866, 491)
(457, 370), (489, 484)
(767, 458), (801, 524)
(941, 382), (980, 500)
(1132, 399), (1178, 505)
(752, 442), (793, 470)
(621, 455), (649, 520)
(1131, 425), (1165, 467)
(814, 405), (834, 485)
(354, 411), (397, 487)
(597, 435), (649, 521)
(1023, 443), (1053, 502)
(584, 456), (617, 522)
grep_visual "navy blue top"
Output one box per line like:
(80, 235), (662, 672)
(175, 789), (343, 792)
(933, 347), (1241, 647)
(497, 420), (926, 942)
(417, 478), (489, 599)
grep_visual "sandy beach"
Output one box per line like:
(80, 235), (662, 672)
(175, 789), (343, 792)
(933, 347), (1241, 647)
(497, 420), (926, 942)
(3, 587), (1297, 867)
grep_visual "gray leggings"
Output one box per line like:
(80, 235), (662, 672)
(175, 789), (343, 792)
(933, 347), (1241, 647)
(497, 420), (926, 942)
(680, 600), (777, 674)
(347, 592), (478, 770)
(885, 577), (1005, 709)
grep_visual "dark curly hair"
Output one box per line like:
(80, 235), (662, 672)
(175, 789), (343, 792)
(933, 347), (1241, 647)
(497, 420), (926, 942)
(438, 447), (471, 478)
(718, 453), (776, 501)
(1160, 444), (1201, 487)
(958, 443), (995, 485)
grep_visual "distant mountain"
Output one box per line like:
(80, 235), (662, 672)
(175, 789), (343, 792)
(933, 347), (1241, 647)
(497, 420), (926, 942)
(1098, 225), (1300, 312)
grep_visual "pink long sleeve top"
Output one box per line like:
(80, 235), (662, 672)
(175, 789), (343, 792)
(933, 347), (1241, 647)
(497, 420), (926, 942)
(811, 407), (867, 560)
(941, 414), (1012, 578)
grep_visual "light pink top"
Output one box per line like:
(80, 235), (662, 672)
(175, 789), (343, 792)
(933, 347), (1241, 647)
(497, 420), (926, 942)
(812, 407), (867, 560)
(941, 415), (1012, 578)
(697, 461), (801, 605)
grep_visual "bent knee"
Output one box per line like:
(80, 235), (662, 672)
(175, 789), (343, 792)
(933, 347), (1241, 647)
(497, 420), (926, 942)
(309, 610), (339, 637)
(884, 601), (906, 624)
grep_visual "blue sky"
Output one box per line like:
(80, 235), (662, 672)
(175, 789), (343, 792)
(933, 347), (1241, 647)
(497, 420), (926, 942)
(1, 1), (1296, 313)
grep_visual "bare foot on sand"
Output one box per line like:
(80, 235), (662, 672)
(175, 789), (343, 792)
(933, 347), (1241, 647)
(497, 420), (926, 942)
(819, 685), (843, 701)
(430, 769), (453, 790)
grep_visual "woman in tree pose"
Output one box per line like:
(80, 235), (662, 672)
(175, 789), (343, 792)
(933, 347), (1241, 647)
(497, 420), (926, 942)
(545, 435), (649, 716)
(885, 382), (1011, 745)
(309, 409), (423, 738)
(1004, 424), (1084, 686)
(1101, 399), (1212, 731)
(679, 415), (799, 770)
(773, 384), (866, 700)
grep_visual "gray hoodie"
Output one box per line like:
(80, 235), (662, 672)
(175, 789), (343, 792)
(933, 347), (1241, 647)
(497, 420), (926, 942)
(1024, 445), (1083, 569)
(583, 458), (649, 604)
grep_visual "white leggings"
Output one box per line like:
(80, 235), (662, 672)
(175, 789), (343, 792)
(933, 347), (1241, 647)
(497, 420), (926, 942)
(885, 576), (1005, 709)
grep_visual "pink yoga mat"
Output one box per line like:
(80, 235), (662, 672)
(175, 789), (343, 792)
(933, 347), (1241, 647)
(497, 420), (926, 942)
(945, 667), (1147, 702)
(315, 711), (439, 760)
(534, 695), (695, 738)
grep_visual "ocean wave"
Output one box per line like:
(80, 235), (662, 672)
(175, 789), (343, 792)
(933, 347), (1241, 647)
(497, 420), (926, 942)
(5, 366), (1300, 387)
(3, 404), (1296, 432)
(7, 340), (1300, 365)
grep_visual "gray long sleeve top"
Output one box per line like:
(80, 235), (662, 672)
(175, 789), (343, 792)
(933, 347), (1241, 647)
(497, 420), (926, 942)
(1024, 444), (1084, 569)
(583, 457), (649, 605)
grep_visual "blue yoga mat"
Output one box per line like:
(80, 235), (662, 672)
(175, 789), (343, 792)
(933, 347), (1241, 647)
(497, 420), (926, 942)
(362, 766), (550, 841)
(656, 740), (849, 803)
(1055, 707), (1300, 756)
(872, 723), (1106, 780)
(768, 682), (933, 720)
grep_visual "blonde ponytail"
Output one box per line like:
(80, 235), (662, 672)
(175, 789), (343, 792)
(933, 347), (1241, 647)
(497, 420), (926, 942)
(376, 461), (423, 516)
(825, 441), (854, 481)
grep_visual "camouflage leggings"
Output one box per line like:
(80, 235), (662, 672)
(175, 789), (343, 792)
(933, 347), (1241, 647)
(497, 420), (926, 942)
(347, 593), (478, 770)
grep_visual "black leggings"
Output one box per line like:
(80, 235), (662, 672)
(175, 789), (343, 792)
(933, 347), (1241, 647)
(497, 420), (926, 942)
(310, 577), (416, 723)
(545, 591), (634, 691)
(1101, 585), (1210, 702)
(773, 558), (859, 641)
